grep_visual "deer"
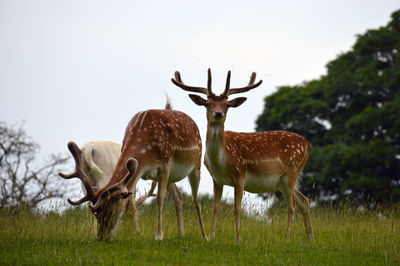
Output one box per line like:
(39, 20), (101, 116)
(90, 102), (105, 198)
(171, 69), (314, 243)
(78, 140), (157, 233)
(59, 108), (208, 241)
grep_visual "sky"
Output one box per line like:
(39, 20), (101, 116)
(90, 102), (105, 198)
(1, 0), (399, 207)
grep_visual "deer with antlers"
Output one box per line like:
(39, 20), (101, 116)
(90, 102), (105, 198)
(59, 108), (207, 241)
(172, 69), (314, 243)
(77, 140), (157, 233)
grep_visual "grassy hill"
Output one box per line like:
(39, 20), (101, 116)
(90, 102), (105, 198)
(1, 196), (399, 265)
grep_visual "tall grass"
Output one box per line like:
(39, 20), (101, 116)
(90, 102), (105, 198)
(1, 196), (399, 265)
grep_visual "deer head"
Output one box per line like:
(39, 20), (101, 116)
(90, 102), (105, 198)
(59, 141), (141, 240)
(171, 69), (262, 124)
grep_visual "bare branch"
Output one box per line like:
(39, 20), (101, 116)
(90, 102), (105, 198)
(0, 121), (69, 210)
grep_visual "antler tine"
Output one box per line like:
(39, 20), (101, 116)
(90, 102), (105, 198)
(68, 196), (94, 206)
(135, 181), (157, 206)
(90, 158), (138, 212)
(226, 72), (263, 96)
(59, 141), (96, 204)
(207, 68), (213, 95)
(58, 142), (82, 179)
(174, 71), (183, 83)
(171, 71), (210, 96)
(122, 158), (138, 185)
(249, 72), (256, 85)
(148, 181), (157, 196)
(223, 70), (231, 96)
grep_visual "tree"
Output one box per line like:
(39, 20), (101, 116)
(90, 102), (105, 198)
(0, 121), (69, 210)
(256, 10), (400, 205)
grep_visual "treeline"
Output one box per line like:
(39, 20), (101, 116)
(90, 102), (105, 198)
(256, 10), (400, 205)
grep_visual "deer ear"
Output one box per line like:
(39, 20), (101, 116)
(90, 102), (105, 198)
(228, 97), (247, 108)
(188, 94), (208, 106)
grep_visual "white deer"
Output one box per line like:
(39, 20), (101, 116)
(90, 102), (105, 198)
(172, 69), (314, 242)
(59, 108), (207, 241)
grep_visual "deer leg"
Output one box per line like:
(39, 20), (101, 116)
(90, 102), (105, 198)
(188, 169), (208, 240)
(209, 179), (223, 241)
(168, 183), (184, 237)
(155, 163), (170, 241)
(278, 176), (295, 241)
(294, 188), (314, 241)
(234, 181), (244, 243)
(131, 188), (141, 235)
(285, 193), (295, 240)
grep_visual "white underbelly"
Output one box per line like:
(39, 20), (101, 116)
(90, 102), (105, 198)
(140, 160), (194, 183)
(244, 174), (281, 193)
(213, 173), (234, 187)
(168, 160), (194, 183)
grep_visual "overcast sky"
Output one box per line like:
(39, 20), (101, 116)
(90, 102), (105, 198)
(1, 0), (399, 204)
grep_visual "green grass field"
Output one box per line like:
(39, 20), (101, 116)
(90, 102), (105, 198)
(1, 196), (399, 265)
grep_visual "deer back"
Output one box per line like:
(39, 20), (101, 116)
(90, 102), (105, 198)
(103, 109), (202, 190)
(221, 131), (310, 176)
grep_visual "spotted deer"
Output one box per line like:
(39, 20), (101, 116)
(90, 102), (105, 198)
(172, 69), (314, 242)
(78, 140), (156, 233)
(59, 109), (207, 241)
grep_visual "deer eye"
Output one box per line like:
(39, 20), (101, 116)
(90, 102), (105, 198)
(205, 102), (210, 108)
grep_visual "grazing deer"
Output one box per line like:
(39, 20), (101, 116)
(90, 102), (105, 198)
(172, 69), (314, 242)
(79, 140), (156, 233)
(59, 109), (207, 241)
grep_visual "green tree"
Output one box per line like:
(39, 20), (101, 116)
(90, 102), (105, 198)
(256, 10), (400, 205)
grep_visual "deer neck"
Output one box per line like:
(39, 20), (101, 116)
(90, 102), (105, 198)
(205, 122), (226, 166)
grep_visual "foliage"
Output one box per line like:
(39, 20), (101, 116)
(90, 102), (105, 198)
(256, 10), (400, 205)
(0, 200), (399, 265)
(0, 121), (69, 210)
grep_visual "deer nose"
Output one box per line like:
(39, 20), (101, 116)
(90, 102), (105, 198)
(214, 112), (223, 118)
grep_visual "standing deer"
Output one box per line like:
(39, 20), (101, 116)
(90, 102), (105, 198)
(80, 141), (122, 192)
(172, 69), (314, 243)
(59, 108), (207, 241)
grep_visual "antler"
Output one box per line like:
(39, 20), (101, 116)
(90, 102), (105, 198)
(222, 71), (263, 96)
(171, 69), (213, 96)
(135, 181), (157, 206)
(59, 142), (97, 205)
(90, 158), (139, 212)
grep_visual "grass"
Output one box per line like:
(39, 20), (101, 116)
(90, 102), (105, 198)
(1, 197), (399, 265)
